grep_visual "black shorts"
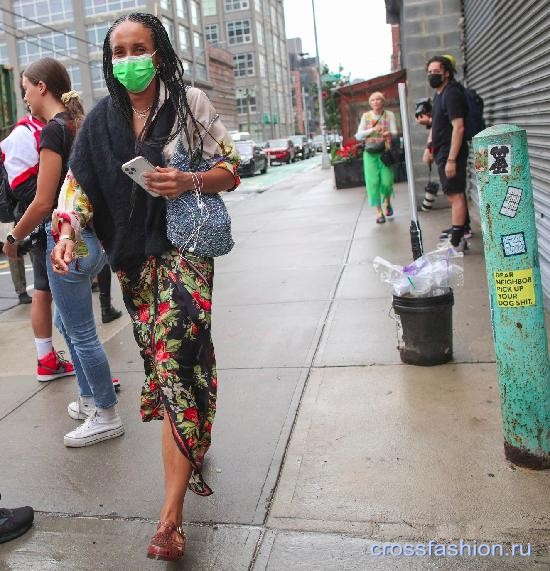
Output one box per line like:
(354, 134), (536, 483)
(31, 235), (50, 292)
(436, 155), (467, 195)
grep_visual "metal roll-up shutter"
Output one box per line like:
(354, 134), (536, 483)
(464, 0), (550, 298)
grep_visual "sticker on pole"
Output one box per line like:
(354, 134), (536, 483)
(494, 269), (536, 307)
(502, 232), (527, 256)
(488, 145), (511, 175)
(500, 186), (522, 217)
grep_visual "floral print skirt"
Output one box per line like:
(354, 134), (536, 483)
(117, 249), (216, 496)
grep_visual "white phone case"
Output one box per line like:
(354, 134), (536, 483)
(121, 156), (160, 197)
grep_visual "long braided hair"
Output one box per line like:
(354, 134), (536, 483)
(103, 12), (205, 165)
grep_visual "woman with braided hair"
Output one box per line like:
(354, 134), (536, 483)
(50, 13), (240, 561)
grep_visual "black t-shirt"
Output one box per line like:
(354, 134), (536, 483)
(432, 80), (468, 162)
(39, 111), (74, 203)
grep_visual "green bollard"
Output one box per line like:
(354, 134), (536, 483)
(473, 124), (550, 469)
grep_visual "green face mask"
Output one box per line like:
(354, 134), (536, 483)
(112, 52), (157, 93)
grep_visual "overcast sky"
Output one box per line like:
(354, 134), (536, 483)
(282, 0), (393, 81)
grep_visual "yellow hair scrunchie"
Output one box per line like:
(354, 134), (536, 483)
(61, 90), (80, 104)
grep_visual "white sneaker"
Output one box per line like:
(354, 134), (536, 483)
(436, 237), (468, 252)
(68, 396), (94, 420)
(64, 409), (124, 448)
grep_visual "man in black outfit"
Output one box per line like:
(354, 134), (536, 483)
(423, 55), (469, 251)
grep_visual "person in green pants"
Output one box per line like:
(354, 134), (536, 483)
(355, 92), (398, 223)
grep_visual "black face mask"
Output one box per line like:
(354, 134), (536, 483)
(428, 73), (444, 88)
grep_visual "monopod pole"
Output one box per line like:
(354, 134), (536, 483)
(398, 82), (423, 260)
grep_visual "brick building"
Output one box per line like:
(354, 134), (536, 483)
(207, 44), (238, 130)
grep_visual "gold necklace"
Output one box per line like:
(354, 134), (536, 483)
(132, 105), (152, 120)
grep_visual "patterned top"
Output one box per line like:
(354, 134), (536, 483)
(52, 86), (240, 256)
(355, 109), (398, 144)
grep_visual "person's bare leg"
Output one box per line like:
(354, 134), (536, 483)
(31, 291), (52, 339)
(158, 414), (193, 540)
(448, 193), (467, 226)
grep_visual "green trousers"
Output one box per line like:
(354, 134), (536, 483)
(363, 151), (394, 207)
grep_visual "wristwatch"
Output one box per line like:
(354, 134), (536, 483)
(6, 232), (20, 245)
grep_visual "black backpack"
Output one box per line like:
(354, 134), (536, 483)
(462, 86), (486, 140)
(441, 83), (486, 140)
(0, 157), (16, 223)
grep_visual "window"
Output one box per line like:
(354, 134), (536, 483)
(160, 0), (172, 9)
(227, 20), (251, 44)
(225, 0), (249, 11)
(193, 32), (204, 58)
(255, 0), (261, 13)
(273, 37), (279, 59)
(202, 0), (216, 16)
(66, 65), (82, 91)
(162, 17), (175, 42)
(233, 53), (254, 77)
(176, 0), (187, 18)
(196, 63), (207, 81)
(275, 63), (282, 85)
(258, 52), (266, 78)
(205, 24), (219, 43)
(182, 59), (193, 77)
(14, 0), (72, 28)
(236, 88), (256, 114)
(17, 30), (77, 66)
(87, 22), (111, 53)
(84, 0), (146, 17)
(270, 5), (276, 24)
(178, 25), (190, 51)
(256, 20), (263, 45)
(191, 1), (200, 25)
(0, 44), (7, 65)
(90, 61), (106, 90)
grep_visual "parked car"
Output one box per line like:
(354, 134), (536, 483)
(235, 140), (268, 176)
(264, 138), (296, 164)
(304, 138), (316, 158)
(312, 135), (324, 152)
(312, 134), (342, 153)
(289, 135), (309, 160)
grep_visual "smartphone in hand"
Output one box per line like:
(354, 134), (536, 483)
(121, 156), (159, 197)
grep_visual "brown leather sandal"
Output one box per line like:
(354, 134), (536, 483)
(146, 520), (186, 561)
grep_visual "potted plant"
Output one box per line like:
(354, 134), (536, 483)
(332, 141), (365, 189)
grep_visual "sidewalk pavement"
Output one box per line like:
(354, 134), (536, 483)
(0, 165), (549, 570)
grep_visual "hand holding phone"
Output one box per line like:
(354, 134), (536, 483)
(121, 156), (160, 197)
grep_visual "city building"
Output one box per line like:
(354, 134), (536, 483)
(287, 37), (319, 137)
(0, 0), (210, 115)
(203, 0), (293, 142)
(207, 43), (237, 130)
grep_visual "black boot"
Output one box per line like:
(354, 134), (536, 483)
(99, 293), (122, 323)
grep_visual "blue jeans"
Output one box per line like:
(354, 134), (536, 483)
(46, 224), (117, 409)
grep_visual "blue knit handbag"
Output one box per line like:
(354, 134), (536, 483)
(166, 139), (234, 257)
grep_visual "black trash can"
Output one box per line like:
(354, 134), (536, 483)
(392, 290), (454, 366)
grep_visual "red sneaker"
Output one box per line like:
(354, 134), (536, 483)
(112, 378), (120, 392)
(37, 350), (75, 382)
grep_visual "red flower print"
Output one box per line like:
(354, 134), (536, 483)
(139, 304), (149, 323)
(186, 436), (196, 449)
(191, 323), (200, 336)
(155, 340), (170, 363)
(211, 377), (218, 390)
(184, 407), (199, 424)
(204, 421), (212, 433)
(158, 302), (170, 316)
(149, 381), (158, 391)
(192, 291), (212, 311)
(168, 270), (178, 282)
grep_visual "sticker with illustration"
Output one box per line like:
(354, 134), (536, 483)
(488, 145), (511, 175)
(500, 186), (523, 218)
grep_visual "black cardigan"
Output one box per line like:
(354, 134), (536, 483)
(69, 96), (176, 272)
